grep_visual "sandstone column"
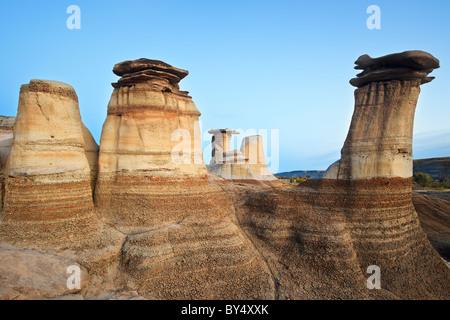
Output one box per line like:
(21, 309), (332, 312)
(323, 50), (440, 180)
(317, 51), (448, 298)
(93, 60), (274, 299)
(240, 135), (277, 181)
(207, 128), (256, 180)
(95, 59), (229, 230)
(0, 116), (15, 208)
(1, 80), (100, 244)
(208, 128), (240, 164)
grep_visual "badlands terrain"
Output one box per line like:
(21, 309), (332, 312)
(0, 51), (448, 300)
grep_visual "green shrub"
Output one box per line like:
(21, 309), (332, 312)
(430, 181), (443, 189)
(413, 172), (434, 187)
(439, 177), (450, 189)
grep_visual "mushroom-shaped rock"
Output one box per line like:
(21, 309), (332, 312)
(350, 50), (439, 88)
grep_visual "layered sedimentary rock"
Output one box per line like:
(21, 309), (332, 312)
(412, 192), (450, 261)
(0, 52), (448, 300)
(2, 80), (93, 223)
(94, 60), (274, 298)
(324, 50), (440, 180)
(95, 59), (214, 230)
(207, 129), (279, 185)
(0, 116), (15, 207)
(0, 80), (123, 276)
(241, 135), (278, 181)
(207, 129), (256, 180)
(239, 51), (449, 299)
(82, 124), (99, 192)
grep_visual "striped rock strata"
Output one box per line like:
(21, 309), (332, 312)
(0, 80), (123, 275)
(238, 51), (449, 299)
(0, 116), (15, 207)
(96, 59), (218, 230)
(94, 59), (275, 298)
(324, 50), (440, 180)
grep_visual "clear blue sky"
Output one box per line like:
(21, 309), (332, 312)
(0, 0), (449, 172)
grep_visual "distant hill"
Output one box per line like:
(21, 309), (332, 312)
(274, 170), (325, 179)
(276, 156), (450, 180)
(413, 157), (450, 180)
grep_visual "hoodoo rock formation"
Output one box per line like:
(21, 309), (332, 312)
(207, 129), (279, 184)
(207, 128), (256, 180)
(241, 135), (278, 181)
(0, 52), (448, 300)
(93, 59), (274, 298)
(0, 116), (15, 207)
(239, 51), (449, 299)
(2, 80), (94, 236)
(324, 50), (440, 180)
(95, 60), (223, 230)
(0, 80), (123, 283)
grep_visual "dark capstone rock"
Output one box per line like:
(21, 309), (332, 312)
(113, 58), (188, 79)
(350, 50), (440, 87)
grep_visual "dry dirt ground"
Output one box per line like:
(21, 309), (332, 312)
(413, 191), (450, 261)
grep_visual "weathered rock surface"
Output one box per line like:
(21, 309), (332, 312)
(324, 51), (440, 180)
(0, 247), (89, 300)
(92, 60), (275, 299)
(82, 124), (99, 192)
(207, 130), (281, 186)
(2, 80), (93, 228)
(207, 129), (256, 180)
(0, 52), (447, 300)
(413, 192), (450, 261)
(239, 178), (449, 299)
(0, 80), (123, 280)
(240, 51), (449, 299)
(96, 59), (217, 231)
(0, 116), (15, 207)
(350, 50), (439, 88)
(241, 135), (278, 181)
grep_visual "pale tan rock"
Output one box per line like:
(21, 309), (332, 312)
(0, 116), (15, 207)
(0, 80), (124, 279)
(5, 80), (90, 181)
(324, 51), (439, 180)
(240, 135), (277, 181)
(82, 124), (99, 191)
(0, 248), (89, 300)
(209, 128), (240, 164)
(208, 130), (279, 183)
(94, 60), (276, 299)
(95, 60), (230, 232)
(2, 80), (92, 219)
(207, 129), (255, 180)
